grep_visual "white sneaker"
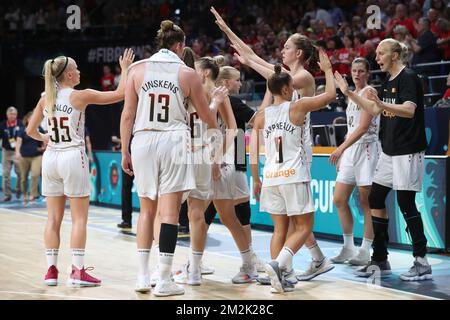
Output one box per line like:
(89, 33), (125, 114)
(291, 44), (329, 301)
(150, 268), (159, 287)
(231, 263), (258, 284)
(330, 246), (357, 264)
(284, 269), (298, 285)
(199, 262), (215, 275)
(252, 252), (266, 273)
(135, 274), (151, 293)
(173, 263), (201, 286)
(153, 279), (185, 297)
(348, 248), (370, 266)
(296, 258), (335, 281)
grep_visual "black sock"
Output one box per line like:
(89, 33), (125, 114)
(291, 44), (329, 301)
(403, 209), (428, 258)
(159, 223), (178, 254)
(371, 216), (389, 262)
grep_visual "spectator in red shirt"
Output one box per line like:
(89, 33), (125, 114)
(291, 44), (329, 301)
(335, 35), (355, 76)
(353, 33), (367, 57)
(100, 65), (115, 91)
(428, 8), (440, 36)
(436, 18), (450, 60)
(385, 4), (418, 38)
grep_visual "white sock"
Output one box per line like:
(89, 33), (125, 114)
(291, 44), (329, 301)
(343, 234), (355, 249)
(137, 249), (150, 277)
(189, 249), (203, 274)
(240, 248), (253, 265)
(45, 249), (59, 268)
(416, 256), (429, 265)
(276, 247), (294, 271)
(308, 243), (325, 262)
(71, 249), (85, 269)
(360, 238), (373, 251)
(158, 252), (174, 281)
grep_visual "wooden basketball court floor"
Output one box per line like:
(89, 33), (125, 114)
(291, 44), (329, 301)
(1, 200), (449, 300)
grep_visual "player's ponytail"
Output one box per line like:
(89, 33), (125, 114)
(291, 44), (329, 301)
(43, 56), (68, 117)
(213, 55), (226, 68)
(289, 33), (320, 73)
(399, 42), (410, 65)
(197, 56), (221, 81)
(379, 38), (407, 65)
(216, 66), (240, 86)
(157, 20), (185, 50)
(268, 64), (292, 95)
(182, 47), (196, 69)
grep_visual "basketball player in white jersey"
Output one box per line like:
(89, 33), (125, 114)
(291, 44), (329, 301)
(211, 7), (334, 282)
(215, 65), (265, 272)
(120, 21), (225, 296)
(328, 58), (379, 266)
(174, 56), (258, 286)
(148, 47), (222, 287)
(251, 50), (335, 293)
(25, 49), (135, 287)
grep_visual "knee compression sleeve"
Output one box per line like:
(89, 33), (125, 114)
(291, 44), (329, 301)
(159, 223), (178, 254)
(204, 203), (217, 225)
(368, 183), (391, 210)
(235, 201), (251, 226)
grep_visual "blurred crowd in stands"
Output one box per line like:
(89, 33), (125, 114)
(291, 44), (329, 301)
(2, 0), (449, 70)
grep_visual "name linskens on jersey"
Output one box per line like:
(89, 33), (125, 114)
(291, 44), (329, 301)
(141, 79), (179, 95)
(264, 121), (296, 138)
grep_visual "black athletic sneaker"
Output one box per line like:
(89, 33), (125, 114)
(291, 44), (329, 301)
(117, 221), (132, 229)
(354, 260), (392, 277)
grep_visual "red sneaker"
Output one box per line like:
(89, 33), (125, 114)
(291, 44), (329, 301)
(44, 265), (59, 286)
(67, 265), (101, 287)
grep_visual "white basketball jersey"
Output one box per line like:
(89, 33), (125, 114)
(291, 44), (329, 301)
(346, 86), (379, 143)
(187, 101), (208, 147)
(44, 88), (85, 150)
(133, 49), (189, 133)
(292, 90), (312, 163)
(263, 102), (310, 187)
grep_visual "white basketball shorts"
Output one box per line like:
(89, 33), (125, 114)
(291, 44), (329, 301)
(42, 147), (90, 197)
(213, 164), (236, 200)
(131, 130), (195, 200)
(233, 170), (250, 200)
(372, 151), (425, 191)
(260, 182), (314, 216)
(336, 141), (381, 186)
(189, 146), (213, 200)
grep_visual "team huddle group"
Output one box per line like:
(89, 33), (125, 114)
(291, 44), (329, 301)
(24, 7), (432, 296)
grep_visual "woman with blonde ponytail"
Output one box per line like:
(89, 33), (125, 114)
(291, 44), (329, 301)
(335, 38), (431, 281)
(211, 6), (334, 283)
(26, 49), (134, 287)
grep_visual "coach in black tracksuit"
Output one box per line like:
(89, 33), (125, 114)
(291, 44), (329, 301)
(335, 38), (431, 281)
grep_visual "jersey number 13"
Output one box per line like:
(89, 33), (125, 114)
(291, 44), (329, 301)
(149, 93), (170, 123)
